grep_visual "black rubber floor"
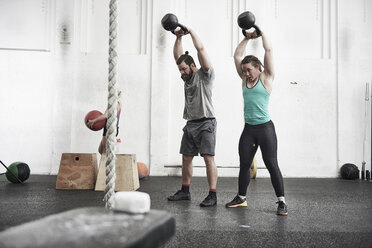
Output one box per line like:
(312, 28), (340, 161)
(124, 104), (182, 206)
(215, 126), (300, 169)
(1, 175), (371, 247)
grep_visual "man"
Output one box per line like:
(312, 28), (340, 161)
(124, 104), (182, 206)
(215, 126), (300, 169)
(167, 26), (218, 207)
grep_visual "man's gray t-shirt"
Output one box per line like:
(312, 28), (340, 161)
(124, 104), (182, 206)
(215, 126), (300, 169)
(183, 67), (215, 120)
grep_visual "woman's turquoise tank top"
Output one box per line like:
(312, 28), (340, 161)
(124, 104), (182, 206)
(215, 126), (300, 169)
(243, 77), (270, 125)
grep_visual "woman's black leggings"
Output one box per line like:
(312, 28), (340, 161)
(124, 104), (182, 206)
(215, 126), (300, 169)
(238, 120), (284, 197)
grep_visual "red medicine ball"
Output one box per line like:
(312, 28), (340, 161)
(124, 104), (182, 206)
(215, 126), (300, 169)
(84, 110), (106, 131)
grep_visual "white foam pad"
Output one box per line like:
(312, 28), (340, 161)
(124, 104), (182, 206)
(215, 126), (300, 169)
(114, 191), (151, 214)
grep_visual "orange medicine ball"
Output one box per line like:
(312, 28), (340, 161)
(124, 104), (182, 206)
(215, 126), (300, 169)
(137, 162), (148, 179)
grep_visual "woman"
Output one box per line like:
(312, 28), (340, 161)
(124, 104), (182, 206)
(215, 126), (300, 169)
(87, 91), (122, 155)
(225, 29), (287, 216)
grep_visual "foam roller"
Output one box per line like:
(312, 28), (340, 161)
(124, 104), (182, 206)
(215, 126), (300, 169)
(114, 191), (151, 214)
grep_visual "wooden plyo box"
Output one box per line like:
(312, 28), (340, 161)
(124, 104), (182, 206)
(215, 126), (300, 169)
(56, 153), (98, 190)
(95, 154), (139, 191)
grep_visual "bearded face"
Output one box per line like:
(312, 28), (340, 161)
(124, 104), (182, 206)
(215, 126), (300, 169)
(178, 61), (194, 82)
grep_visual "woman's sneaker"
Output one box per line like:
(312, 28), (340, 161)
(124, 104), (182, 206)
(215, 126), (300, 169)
(167, 190), (191, 201)
(225, 195), (247, 208)
(276, 201), (288, 215)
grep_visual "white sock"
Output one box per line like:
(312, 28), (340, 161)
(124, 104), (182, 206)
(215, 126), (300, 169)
(278, 196), (286, 204)
(238, 195), (246, 200)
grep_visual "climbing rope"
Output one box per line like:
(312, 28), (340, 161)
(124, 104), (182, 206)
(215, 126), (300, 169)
(103, 0), (118, 209)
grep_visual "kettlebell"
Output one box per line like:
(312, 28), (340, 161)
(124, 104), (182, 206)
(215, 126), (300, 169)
(161, 13), (188, 34)
(237, 11), (261, 37)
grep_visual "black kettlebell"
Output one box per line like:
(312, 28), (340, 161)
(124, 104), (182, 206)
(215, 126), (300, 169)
(237, 11), (261, 37)
(161, 13), (188, 34)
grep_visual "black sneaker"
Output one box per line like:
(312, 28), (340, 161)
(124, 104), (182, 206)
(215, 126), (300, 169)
(225, 195), (247, 208)
(200, 194), (217, 207)
(276, 201), (288, 216)
(167, 190), (191, 201)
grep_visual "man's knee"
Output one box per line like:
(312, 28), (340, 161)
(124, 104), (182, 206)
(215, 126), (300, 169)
(182, 155), (193, 165)
(203, 155), (215, 166)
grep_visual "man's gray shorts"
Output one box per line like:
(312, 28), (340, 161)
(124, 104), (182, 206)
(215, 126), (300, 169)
(180, 118), (217, 156)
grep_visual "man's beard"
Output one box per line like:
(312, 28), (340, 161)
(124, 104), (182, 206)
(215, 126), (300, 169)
(181, 72), (193, 82)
